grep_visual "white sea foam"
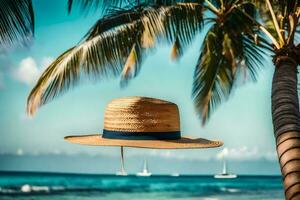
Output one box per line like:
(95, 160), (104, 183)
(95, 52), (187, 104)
(31, 186), (50, 192)
(21, 184), (31, 193)
(21, 184), (50, 193)
(220, 187), (240, 193)
(227, 188), (239, 193)
(0, 188), (15, 194)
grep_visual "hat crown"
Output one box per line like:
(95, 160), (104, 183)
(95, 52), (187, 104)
(104, 96), (180, 133)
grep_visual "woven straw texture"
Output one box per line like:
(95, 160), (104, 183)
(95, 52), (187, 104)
(65, 96), (223, 149)
(104, 96), (180, 132)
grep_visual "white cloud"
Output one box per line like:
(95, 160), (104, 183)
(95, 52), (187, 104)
(216, 148), (229, 159)
(61, 146), (277, 162)
(215, 146), (277, 161)
(13, 56), (54, 86)
(124, 149), (212, 161)
(6, 146), (278, 162)
(14, 57), (39, 85)
(264, 151), (278, 161)
(132, 147), (277, 162)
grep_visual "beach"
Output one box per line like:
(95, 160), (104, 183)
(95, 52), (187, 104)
(0, 171), (284, 200)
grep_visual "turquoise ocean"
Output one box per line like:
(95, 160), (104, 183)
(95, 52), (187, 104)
(0, 172), (284, 200)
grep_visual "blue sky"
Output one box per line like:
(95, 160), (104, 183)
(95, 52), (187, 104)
(0, 0), (281, 174)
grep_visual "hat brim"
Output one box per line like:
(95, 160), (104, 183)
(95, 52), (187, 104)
(64, 134), (223, 149)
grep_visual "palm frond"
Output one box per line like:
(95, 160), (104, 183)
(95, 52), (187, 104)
(191, 37), (230, 123)
(83, 8), (140, 40)
(170, 37), (182, 61)
(163, 3), (204, 60)
(115, 7), (167, 84)
(27, 22), (138, 115)
(67, 0), (125, 13)
(192, 7), (264, 124)
(120, 42), (144, 86)
(251, 0), (300, 19)
(120, 2), (204, 80)
(236, 35), (265, 82)
(272, 0), (300, 18)
(192, 27), (234, 125)
(0, 0), (34, 50)
(252, 0), (300, 46)
(27, 2), (205, 115)
(67, 0), (194, 14)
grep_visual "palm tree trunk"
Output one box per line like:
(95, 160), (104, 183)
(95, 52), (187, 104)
(272, 57), (300, 200)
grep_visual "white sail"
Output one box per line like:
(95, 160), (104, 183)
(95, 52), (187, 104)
(222, 158), (227, 174)
(214, 150), (237, 179)
(136, 159), (152, 177)
(170, 173), (180, 177)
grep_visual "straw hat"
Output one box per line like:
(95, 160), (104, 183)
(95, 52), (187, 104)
(65, 96), (223, 149)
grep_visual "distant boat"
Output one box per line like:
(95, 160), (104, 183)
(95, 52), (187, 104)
(116, 171), (127, 176)
(214, 156), (237, 179)
(170, 173), (180, 177)
(116, 147), (128, 176)
(136, 160), (152, 177)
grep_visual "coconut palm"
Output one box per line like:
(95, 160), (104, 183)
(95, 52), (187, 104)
(0, 0), (34, 51)
(27, 0), (300, 199)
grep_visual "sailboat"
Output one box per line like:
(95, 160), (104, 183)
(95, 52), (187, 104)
(214, 155), (237, 179)
(170, 173), (180, 177)
(136, 159), (152, 177)
(116, 147), (128, 176)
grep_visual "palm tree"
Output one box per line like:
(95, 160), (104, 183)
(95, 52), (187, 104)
(27, 1), (300, 199)
(0, 0), (34, 51)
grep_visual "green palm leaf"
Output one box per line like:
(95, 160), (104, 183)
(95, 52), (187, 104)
(27, 22), (137, 115)
(164, 2), (203, 60)
(192, 27), (234, 125)
(252, 0), (300, 46)
(0, 0), (34, 50)
(27, 2), (204, 115)
(67, 0), (124, 13)
(192, 1), (265, 124)
(67, 0), (197, 14)
(268, 0), (300, 17)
